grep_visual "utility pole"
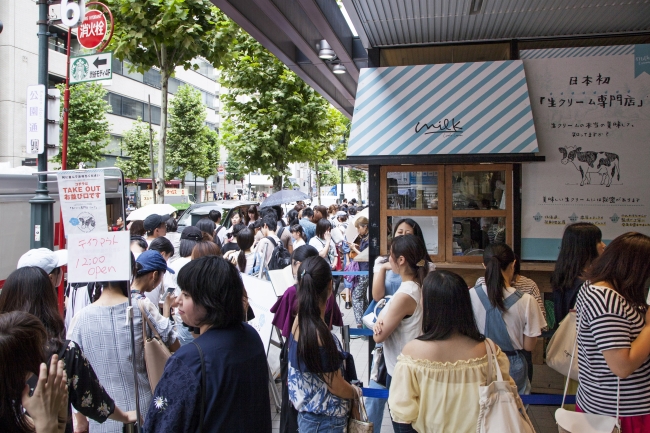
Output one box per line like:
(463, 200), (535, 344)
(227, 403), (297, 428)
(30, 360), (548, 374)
(30, 0), (55, 249)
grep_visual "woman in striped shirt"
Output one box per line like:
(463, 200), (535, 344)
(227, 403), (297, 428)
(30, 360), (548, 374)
(575, 232), (650, 431)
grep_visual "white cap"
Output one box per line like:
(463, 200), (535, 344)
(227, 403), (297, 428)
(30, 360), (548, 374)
(17, 248), (68, 274)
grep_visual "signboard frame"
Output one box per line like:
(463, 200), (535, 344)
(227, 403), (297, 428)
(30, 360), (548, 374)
(70, 51), (113, 84)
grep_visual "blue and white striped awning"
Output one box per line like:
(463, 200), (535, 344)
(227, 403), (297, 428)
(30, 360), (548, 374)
(347, 60), (539, 156)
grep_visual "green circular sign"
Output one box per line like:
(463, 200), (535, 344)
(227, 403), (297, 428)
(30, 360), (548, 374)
(72, 58), (89, 81)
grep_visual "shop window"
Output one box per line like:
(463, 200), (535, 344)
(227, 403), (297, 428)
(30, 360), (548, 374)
(381, 164), (512, 263)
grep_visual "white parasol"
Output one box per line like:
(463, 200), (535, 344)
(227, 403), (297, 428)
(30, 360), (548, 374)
(126, 203), (178, 221)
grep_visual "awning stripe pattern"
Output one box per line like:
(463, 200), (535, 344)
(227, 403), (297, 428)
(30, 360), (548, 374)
(347, 60), (539, 156)
(520, 45), (635, 59)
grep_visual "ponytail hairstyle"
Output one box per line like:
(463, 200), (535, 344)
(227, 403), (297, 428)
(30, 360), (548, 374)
(289, 224), (307, 242)
(235, 228), (255, 272)
(389, 234), (430, 287)
(295, 256), (338, 383)
(483, 243), (516, 311)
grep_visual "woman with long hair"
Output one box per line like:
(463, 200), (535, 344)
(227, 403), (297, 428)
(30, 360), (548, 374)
(575, 232), (650, 431)
(372, 234), (431, 430)
(389, 271), (516, 433)
(68, 251), (179, 432)
(144, 256), (272, 432)
(223, 227), (256, 274)
(0, 311), (68, 433)
(0, 267), (135, 433)
(551, 222), (605, 324)
(246, 205), (260, 226)
(469, 243), (545, 394)
(366, 218), (436, 431)
(287, 209), (300, 228)
(288, 256), (361, 432)
(271, 246), (344, 433)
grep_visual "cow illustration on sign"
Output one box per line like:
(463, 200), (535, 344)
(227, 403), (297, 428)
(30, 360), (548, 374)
(558, 146), (620, 187)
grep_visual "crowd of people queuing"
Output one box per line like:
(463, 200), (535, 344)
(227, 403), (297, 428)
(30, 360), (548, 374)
(3, 193), (650, 432)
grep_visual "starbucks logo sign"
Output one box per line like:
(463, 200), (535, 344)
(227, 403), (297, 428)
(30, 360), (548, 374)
(72, 58), (89, 81)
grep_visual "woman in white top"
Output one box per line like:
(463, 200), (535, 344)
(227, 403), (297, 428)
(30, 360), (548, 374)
(290, 224), (307, 250)
(308, 219), (337, 270)
(469, 243), (545, 394)
(372, 234), (430, 431)
(224, 227), (256, 274)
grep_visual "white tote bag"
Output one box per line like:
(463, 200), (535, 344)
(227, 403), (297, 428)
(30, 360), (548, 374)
(362, 296), (392, 329)
(476, 339), (536, 433)
(554, 312), (620, 433)
(546, 310), (579, 381)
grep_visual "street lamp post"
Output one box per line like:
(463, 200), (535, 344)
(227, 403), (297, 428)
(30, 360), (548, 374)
(29, 0), (55, 249)
(339, 166), (345, 204)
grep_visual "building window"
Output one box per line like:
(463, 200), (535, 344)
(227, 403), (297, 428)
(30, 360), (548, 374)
(380, 164), (513, 263)
(144, 68), (162, 88)
(193, 60), (215, 79)
(105, 92), (161, 125)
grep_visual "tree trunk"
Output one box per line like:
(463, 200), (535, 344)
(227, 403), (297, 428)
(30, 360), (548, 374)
(204, 178), (208, 202)
(356, 180), (362, 203)
(156, 46), (169, 205)
(272, 175), (282, 193)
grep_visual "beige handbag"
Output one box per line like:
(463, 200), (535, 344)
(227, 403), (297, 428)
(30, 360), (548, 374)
(476, 339), (536, 433)
(554, 312), (620, 433)
(547, 310), (579, 381)
(348, 394), (373, 433)
(138, 300), (171, 392)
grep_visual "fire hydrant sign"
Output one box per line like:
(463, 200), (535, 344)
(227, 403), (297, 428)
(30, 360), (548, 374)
(77, 10), (107, 49)
(57, 169), (109, 235)
(70, 52), (112, 84)
(67, 232), (131, 283)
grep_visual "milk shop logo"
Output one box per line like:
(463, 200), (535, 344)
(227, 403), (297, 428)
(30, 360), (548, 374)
(414, 117), (463, 137)
(634, 44), (650, 78)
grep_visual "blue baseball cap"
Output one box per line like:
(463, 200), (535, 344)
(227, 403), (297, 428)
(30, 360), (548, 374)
(136, 250), (175, 274)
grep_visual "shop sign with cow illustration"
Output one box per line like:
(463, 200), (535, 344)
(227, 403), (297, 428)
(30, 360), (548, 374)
(520, 45), (650, 259)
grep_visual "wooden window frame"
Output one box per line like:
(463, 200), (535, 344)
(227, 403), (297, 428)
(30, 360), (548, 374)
(380, 165), (446, 262)
(380, 164), (514, 264)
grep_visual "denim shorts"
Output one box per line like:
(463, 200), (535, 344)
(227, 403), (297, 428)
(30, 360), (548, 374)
(297, 412), (347, 433)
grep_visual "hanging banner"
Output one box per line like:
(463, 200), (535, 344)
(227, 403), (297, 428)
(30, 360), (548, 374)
(347, 60), (538, 156)
(67, 231), (131, 283)
(57, 169), (109, 235)
(520, 45), (650, 260)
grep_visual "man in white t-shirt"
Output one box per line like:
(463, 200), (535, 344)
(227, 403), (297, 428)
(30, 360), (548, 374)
(144, 213), (169, 245)
(254, 214), (281, 268)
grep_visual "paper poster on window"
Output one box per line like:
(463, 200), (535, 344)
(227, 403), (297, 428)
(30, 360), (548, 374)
(67, 232), (131, 283)
(57, 170), (109, 235)
(520, 45), (650, 260)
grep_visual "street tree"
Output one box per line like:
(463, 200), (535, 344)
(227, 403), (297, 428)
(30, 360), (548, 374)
(166, 85), (207, 183)
(220, 29), (331, 192)
(225, 152), (246, 191)
(116, 118), (155, 184)
(193, 128), (220, 201)
(346, 168), (367, 203)
(303, 106), (349, 204)
(52, 82), (110, 168)
(107, 0), (235, 202)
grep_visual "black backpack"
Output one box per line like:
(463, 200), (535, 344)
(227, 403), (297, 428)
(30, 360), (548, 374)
(265, 236), (292, 271)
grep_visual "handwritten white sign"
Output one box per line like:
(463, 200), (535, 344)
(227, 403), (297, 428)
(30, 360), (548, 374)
(57, 169), (108, 235)
(67, 231), (131, 283)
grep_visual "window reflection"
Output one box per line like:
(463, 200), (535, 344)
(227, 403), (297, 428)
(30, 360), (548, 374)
(451, 171), (506, 210)
(451, 216), (506, 256)
(387, 171), (439, 210)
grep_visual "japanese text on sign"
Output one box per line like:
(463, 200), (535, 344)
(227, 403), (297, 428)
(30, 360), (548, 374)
(26, 85), (45, 155)
(67, 232), (131, 283)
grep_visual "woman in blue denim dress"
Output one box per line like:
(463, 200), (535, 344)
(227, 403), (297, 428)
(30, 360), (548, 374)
(288, 256), (362, 432)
